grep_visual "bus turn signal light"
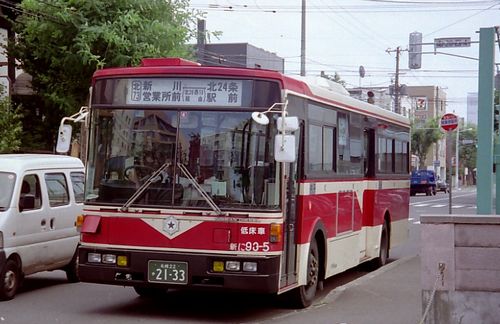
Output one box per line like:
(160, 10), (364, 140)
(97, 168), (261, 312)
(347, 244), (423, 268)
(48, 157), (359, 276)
(270, 223), (282, 243)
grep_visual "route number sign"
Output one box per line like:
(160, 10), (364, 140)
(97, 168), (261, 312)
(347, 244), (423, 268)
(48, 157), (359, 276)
(440, 113), (458, 132)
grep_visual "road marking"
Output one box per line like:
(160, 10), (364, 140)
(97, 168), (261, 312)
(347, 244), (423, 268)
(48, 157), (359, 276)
(413, 203), (476, 209)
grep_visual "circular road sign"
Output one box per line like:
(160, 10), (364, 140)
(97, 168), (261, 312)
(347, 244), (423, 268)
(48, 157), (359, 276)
(440, 113), (458, 132)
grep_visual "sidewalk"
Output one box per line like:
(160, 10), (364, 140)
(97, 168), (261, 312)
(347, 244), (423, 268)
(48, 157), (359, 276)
(273, 256), (422, 324)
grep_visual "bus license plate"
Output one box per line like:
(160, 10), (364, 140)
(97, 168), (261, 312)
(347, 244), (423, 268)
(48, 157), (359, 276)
(147, 260), (188, 284)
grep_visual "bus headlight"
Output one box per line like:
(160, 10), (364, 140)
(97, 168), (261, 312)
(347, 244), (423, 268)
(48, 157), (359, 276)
(225, 261), (241, 271)
(243, 262), (257, 272)
(88, 253), (102, 263)
(102, 254), (117, 264)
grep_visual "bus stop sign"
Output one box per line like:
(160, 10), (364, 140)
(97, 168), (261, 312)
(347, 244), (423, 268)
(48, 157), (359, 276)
(440, 113), (458, 132)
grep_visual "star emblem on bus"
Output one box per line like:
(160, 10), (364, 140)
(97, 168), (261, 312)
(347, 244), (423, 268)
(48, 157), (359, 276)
(163, 216), (179, 236)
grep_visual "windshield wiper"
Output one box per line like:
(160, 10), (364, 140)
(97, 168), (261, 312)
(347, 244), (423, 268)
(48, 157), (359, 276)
(120, 162), (170, 212)
(176, 163), (224, 215)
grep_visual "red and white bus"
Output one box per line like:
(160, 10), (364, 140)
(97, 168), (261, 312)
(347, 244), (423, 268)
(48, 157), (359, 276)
(75, 58), (410, 308)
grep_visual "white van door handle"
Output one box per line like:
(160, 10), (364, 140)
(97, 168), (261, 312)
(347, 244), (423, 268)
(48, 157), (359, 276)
(50, 217), (55, 230)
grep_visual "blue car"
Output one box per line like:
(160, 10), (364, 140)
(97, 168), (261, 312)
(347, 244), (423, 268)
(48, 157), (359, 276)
(410, 170), (436, 196)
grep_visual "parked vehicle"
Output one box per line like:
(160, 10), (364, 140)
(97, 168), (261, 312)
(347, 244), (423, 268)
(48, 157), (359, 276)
(410, 170), (436, 196)
(0, 154), (84, 300)
(436, 178), (449, 193)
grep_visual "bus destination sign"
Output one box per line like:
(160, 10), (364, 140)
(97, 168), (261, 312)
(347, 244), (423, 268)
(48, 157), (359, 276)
(127, 78), (243, 107)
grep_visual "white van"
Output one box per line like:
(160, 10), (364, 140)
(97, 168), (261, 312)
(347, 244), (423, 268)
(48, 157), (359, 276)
(0, 154), (84, 300)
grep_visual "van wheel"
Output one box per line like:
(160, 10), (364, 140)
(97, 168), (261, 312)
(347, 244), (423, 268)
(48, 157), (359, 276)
(64, 252), (79, 283)
(289, 239), (319, 308)
(0, 259), (20, 301)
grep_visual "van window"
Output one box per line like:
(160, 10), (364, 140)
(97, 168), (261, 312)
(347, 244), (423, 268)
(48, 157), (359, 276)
(0, 172), (16, 211)
(45, 173), (70, 206)
(70, 172), (85, 203)
(19, 174), (42, 211)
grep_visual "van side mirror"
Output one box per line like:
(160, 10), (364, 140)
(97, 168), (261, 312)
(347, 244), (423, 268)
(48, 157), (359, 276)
(56, 124), (72, 153)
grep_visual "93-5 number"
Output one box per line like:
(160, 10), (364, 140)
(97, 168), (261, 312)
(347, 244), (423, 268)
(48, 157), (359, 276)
(238, 242), (270, 252)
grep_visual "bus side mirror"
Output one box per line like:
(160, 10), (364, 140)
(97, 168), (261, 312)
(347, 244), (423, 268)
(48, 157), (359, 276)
(275, 134), (296, 162)
(56, 124), (72, 153)
(277, 116), (299, 132)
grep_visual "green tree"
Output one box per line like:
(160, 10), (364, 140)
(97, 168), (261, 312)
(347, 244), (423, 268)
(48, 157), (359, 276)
(0, 88), (23, 153)
(8, 0), (203, 149)
(456, 125), (477, 185)
(411, 117), (443, 169)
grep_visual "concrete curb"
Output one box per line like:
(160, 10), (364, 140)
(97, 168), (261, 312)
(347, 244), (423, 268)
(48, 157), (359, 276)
(317, 255), (418, 305)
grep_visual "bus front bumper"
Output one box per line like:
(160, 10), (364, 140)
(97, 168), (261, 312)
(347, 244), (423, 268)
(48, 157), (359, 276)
(78, 246), (281, 293)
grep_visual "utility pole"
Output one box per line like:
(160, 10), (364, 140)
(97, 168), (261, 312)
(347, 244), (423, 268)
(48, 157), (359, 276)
(300, 0), (306, 76)
(386, 47), (406, 114)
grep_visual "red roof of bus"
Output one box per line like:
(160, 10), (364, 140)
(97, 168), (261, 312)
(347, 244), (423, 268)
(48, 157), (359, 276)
(92, 58), (312, 96)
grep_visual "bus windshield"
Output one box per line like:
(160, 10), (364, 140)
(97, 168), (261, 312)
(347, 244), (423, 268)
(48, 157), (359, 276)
(85, 108), (280, 211)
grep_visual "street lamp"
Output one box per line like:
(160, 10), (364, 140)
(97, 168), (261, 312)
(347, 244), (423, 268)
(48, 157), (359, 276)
(455, 126), (473, 190)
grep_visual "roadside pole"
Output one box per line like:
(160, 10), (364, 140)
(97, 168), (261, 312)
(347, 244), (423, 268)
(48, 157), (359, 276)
(447, 131), (452, 214)
(441, 113), (458, 214)
(476, 27), (495, 214)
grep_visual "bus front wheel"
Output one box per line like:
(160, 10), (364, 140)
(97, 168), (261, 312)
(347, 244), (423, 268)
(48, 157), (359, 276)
(290, 239), (319, 308)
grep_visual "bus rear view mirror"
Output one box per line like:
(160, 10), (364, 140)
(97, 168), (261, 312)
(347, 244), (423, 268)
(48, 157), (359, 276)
(275, 134), (296, 162)
(277, 116), (299, 132)
(56, 124), (72, 153)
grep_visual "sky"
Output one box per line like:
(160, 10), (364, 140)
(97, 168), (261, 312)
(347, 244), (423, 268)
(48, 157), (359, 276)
(188, 0), (500, 122)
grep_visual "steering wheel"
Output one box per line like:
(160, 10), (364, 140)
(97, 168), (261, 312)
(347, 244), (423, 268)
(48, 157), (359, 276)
(124, 165), (161, 183)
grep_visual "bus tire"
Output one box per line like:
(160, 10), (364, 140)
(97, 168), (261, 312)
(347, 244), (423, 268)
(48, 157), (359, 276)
(373, 221), (389, 269)
(290, 239), (319, 308)
(133, 286), (168, 298)
(0, 259), (20, 301)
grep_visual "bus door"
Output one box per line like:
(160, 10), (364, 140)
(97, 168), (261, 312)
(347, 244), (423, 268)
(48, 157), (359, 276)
(363, 128), (376, 256)
(280, 123), (302, 288)
(364, 128), (376, 178)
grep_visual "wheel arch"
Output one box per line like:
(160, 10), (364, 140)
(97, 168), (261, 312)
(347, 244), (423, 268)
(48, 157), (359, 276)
(309, 220), (327, 282)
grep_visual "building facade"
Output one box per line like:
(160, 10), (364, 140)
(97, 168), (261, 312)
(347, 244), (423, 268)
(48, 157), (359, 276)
(406, 86), (447, 179)
(197, 43), (285, 73)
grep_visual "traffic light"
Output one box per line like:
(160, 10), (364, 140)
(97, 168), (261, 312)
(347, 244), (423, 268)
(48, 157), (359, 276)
(409, 32), (422, 69)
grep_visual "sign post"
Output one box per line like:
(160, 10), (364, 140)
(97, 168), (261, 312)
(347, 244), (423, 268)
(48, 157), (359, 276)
(440, 113), (458, 214)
